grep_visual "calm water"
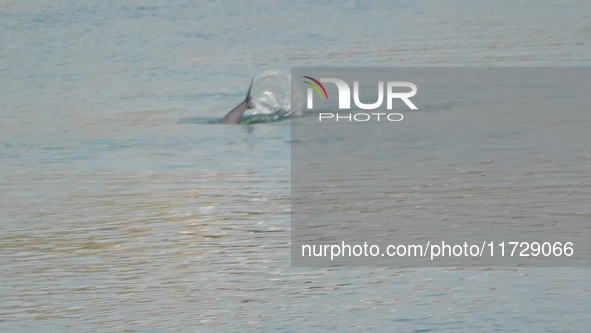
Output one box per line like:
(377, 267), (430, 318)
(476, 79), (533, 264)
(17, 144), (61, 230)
(1, 0), (591, 331)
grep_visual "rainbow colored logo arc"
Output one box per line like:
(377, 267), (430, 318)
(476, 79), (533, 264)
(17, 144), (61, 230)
(302, 76), (329, 100)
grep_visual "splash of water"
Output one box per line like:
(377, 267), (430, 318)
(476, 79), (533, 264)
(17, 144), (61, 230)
(244, 70), (294, 123)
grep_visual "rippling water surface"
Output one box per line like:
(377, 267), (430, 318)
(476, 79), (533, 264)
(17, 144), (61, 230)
(1, 0), (591, 331)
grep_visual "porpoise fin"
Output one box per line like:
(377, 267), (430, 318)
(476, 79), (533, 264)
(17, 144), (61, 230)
(245, 78), (254, 101)
(221, 78), (255, 124)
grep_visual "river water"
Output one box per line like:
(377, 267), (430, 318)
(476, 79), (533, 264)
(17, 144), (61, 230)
(1, 0), (590, 331)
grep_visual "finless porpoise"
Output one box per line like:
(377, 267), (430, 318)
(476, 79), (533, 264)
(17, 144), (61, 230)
(221, 78), (254, 124)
